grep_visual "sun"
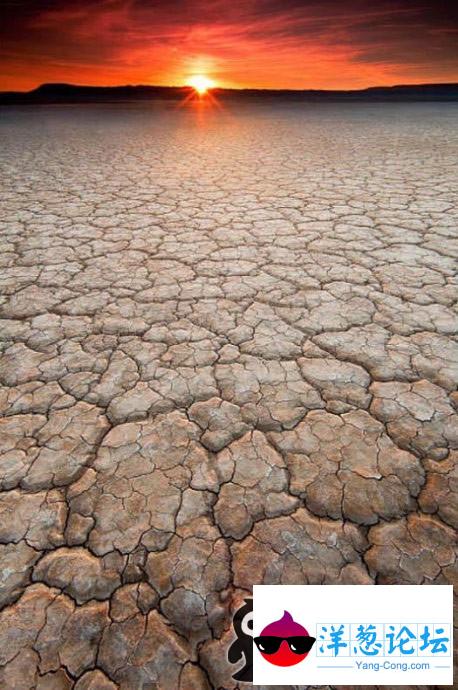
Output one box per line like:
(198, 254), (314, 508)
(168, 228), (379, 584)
(187, 75), (215, 95)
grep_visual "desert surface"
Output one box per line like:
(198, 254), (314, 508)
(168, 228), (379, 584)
(0, 101), (457, 689)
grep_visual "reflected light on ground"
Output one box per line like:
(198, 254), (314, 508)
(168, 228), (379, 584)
(179, 75), (224, 114)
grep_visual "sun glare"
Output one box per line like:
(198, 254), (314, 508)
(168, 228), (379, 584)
(187, 74), (214, 95)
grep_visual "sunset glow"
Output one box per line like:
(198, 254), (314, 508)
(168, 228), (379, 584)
(187, 75), (215, 95)
(0, 1), (457, 91)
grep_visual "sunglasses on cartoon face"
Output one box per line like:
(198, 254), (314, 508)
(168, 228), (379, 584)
(254, 635), (316, 655)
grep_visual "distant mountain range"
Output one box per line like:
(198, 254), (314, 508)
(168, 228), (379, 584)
(1, 82), (458, 104)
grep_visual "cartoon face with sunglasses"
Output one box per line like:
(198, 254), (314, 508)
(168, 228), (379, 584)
(254, 610), (316, 667)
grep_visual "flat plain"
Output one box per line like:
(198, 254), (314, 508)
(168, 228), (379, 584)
(0, 101), (457, 690)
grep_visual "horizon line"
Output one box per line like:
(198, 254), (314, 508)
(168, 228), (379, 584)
(2, 80), (458, 95)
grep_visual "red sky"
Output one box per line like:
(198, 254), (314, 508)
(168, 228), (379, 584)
(1, 0), (458, 91)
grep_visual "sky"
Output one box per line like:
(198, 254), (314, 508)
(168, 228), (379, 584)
(1, 0), (458, 91)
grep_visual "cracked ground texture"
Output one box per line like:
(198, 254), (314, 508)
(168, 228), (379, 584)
(0, 101), (457, 690)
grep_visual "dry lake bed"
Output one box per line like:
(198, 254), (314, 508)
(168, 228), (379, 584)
(0, 102), (457, 689)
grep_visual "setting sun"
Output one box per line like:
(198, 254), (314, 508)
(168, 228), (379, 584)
(187, 75), (214, 95)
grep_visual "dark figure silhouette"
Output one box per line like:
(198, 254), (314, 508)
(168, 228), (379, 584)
(227, 598), (254, 682)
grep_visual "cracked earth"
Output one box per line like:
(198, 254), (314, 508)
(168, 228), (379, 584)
(0, 102), (457, 690)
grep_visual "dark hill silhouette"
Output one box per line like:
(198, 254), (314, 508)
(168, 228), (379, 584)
(1, 82), (457, 104)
